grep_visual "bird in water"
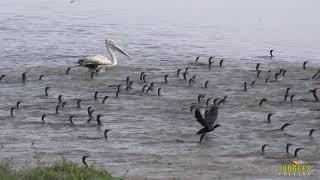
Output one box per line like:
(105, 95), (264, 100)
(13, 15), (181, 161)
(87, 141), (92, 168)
(259, 98), (268, 106)
(22, 72), (27, 82)
(104, 129), (112, 139)
(0, 74), (6, 81)
(45, 87), (50, 96)
(78, 39), (129, 68)
(261, 144), (268, 154)
(294, 148), (304, 157)
(270, 50), (274, 58)
(309, 129), (316, 137)
(194, 106), (221, 143)
(286, 143), (292, 154)
(267, 113), (273, 123)
(82, 155), (89, 167)
(66, 67), (72, 74)
(303, 61), (308, 70)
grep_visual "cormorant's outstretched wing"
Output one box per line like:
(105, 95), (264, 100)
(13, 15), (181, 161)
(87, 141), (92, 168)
(204, 106), (218, 128)
(194, 108), (207, 128)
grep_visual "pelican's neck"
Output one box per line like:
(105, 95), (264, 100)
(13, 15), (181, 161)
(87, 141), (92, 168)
(106, 43), (117, 66)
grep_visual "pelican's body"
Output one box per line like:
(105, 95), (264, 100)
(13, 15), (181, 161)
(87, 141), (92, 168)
(78, 39), (129, 68)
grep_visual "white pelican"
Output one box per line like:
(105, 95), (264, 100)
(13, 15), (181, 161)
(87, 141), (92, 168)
(78, 39), (129, 69)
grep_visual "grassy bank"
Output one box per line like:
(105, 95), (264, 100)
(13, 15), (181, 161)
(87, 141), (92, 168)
(0, 159), (121, 180)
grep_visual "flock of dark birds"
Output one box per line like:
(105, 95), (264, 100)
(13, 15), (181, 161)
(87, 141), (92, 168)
(1, 49), (319, 167)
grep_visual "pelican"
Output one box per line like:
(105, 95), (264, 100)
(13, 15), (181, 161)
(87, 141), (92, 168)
(78, 39), (129, 68)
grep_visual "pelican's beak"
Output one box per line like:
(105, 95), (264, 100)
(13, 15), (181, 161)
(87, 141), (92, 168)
(109, 40), (129, 57)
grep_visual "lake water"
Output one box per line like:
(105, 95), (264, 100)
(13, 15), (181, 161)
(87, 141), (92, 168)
(0, 0), (320, 179)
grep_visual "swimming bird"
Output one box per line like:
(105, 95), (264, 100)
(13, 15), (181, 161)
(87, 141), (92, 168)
(102, 96), (109, 104)
(282, 69), (287, 77)
(66, 67), (72, 74)
(94, 91), (99, 100)
(78, 39), (129, 68)
(195, 56), (200, 62)
(0, 74), (6, 81)
(96, 115), (103, 126)
(177, 69), (181, 77)
(16, 101), (22, 109)
(294, 148), (304, 157)
(116, 89), (120, 98)
(82, 155), (89, 167)
(280, 123), (291, 132)
(274, 72), (280, 81)
(157, 88), (162, 96)
(259, 98), (267, 106)
(290, 95), (295, 103)
(285, 87), (291, 96)
(90, 72), (95, 79)
(88, 109), (95, 118)
(208, 61), (213, 69)
(22, 72), (27, 82)
(261, 144), (268, 154)
(142, 74), (147, 83)
(243, 82), (247, 91)
(309, 129), (316, 136)
(303, 61), (308, 70)
(164, 74), (169, 83)
(194, 106), (220, 143)
(58, 95), (63, 103)
(208, 56), (213, 63)
(10, 107), (15, 117)
(251, 80), (256, 87)
(39, 75), (44, 80)
(41, 114), (46, 124)
(184, 67), (190, 74)
(267, 113), (273, 123)
(189, 78), (194, 86)
(76, 99), (82, 108)
(256, 63), (261, 71)
(310, 88), (319, 102)
(55, 105), (60, 114)
(219, 59), (224, 67)
(69, 115), (74, 125)
(270, 50), (274, 57)
(286, 143), (292, 153)
(204, 80), (209, 88)
(45, 87), (50, 96)
(87, 107), (92, 114)
(183, 72), (187, 80)
(104, 129), (111, 139)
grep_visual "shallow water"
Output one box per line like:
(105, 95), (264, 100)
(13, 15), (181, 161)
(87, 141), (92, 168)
(1, 0), (320, 179)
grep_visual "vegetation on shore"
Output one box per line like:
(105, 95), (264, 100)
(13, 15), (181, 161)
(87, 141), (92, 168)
(0, 159), (121, 180)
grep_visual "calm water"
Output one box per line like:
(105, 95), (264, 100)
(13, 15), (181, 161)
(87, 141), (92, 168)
(1, 0), (320, 179)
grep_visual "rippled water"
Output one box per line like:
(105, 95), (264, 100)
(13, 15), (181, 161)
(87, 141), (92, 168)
(1, 0), (320, 179)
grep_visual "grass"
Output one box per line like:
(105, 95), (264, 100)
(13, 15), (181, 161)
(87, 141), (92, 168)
(0, 159), (121, 180)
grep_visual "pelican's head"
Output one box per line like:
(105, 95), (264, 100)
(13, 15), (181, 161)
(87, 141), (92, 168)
(105, 39), (129, 57)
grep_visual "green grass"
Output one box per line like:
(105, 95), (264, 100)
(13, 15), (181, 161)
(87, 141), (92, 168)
(0, 159), (121, 180)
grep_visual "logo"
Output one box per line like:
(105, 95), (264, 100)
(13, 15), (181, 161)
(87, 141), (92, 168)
(278, 160), (312, 176)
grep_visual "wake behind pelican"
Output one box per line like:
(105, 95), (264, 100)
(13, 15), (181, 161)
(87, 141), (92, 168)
(78, 39), (129, 69)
